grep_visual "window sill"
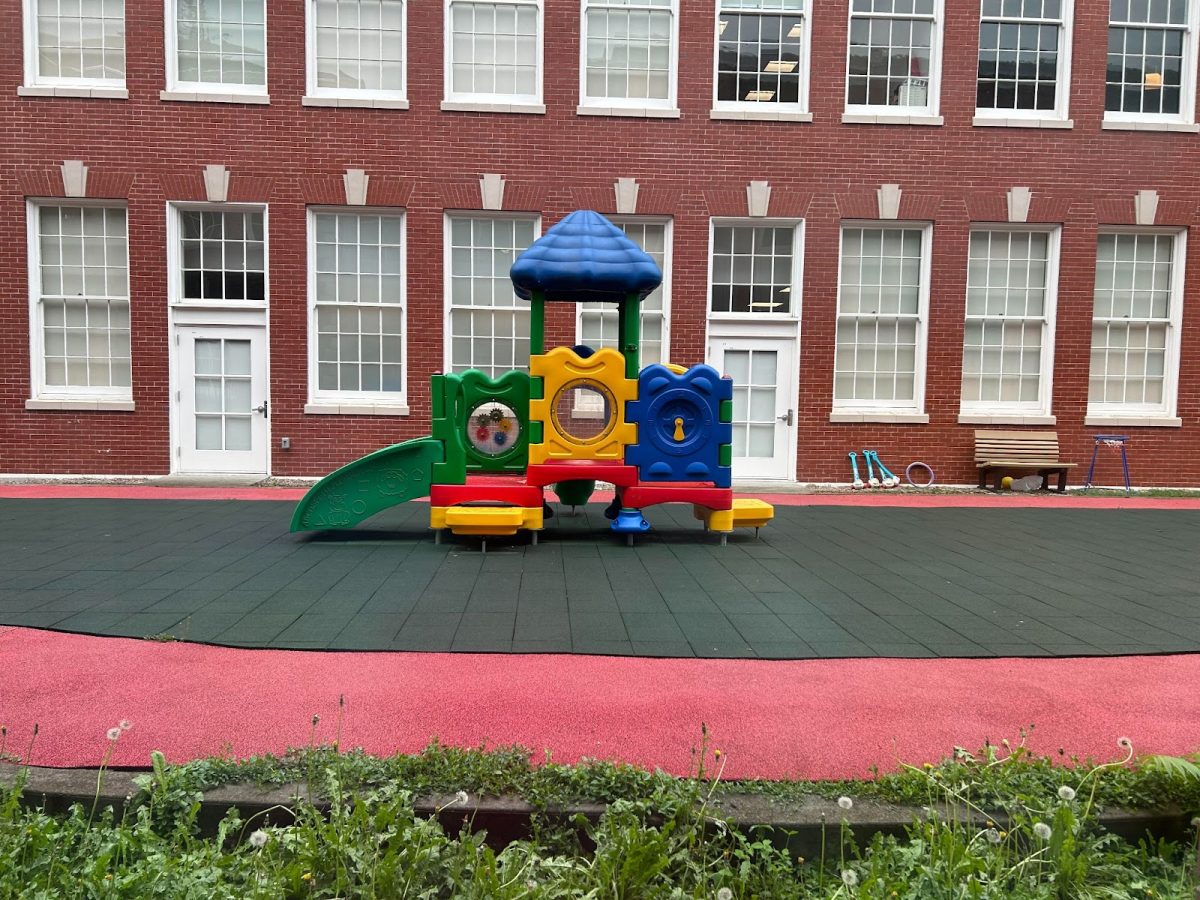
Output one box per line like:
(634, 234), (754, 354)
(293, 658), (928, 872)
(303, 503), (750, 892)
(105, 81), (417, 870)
(709, 108), (812, 122)
(303, 95), (408, 109)
(841, 112), (943, 126)
(18, 85), (128, 99)
(304, 402), (410, 416)
(1084, 415), (1182, 427)
(440, 100), (545, 114)
(576, 105), (681, 119)
(26, 399), (135, 412)
(972, 115), (1073, 129)
(829, 411), (929, 424)
(1101, 119), (1200, 133)
(160, 90), (270, 105)
(958, 413), (1056, 426)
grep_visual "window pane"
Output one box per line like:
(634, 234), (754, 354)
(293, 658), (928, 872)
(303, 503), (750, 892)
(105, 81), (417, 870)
(585, 3), (674, 101)
(447, 216), (534, 377)
(709, 225), (794, 314)
(176, 0), (266, 86)
(35, 0), (126, 81)
(313, 212), (405, 398)
(180, 210), (264, 302)
(715, 10), (805, 105)
(580, 221), (669, 365)
(847, 1), (937, 109)
(448, 1), (539, 99)
(313, 0), (404, 92)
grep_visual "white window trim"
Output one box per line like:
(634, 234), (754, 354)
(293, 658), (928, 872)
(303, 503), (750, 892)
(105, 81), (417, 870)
(164, 0), (269, 98)
(831, 220), (931, 417)
(578, 0), (680, 115)
(1086, 227), (1186, 421)
(304, 0), (408, 107)
(442, 211), (542, 373)
(707, 218), (805, 323)
(442, 0), (543, 110)
(575, 215), (672, 361)
(959, 225), (1060, 420)
(710, 1), (810, 116)
(973, 0), (1073, 125)
(167, 202), (270, 310)
(843, 0), (944, 121)
(305, 207), (408, 414)
(26, 199), (133, 407)
(22, 0), (127, 92)
(1104, 2), (1200, 127)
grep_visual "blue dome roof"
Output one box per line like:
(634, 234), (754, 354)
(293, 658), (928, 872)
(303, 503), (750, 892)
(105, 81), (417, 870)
(510, 210), (663, 304)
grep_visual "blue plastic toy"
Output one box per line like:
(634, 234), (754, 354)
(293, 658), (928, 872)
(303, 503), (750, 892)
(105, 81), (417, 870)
(626, 364), (732, 487)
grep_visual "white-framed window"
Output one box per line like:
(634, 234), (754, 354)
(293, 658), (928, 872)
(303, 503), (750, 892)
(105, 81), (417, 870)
(578, 218), (670, 365)
(27, 202), (131, 402)
(580, 0), (678, 112)
(307, 0), (405, 100)
(960, 228), (1060, 416)
(446, 0), (542, 106)
(833, 224), (931, 413)
(713, 0), (809, 112)
(445, 214), (538, 377)
(846, 0), (942, 116)
(23, 0), (125, 89)
(308, 209), (406, 405)
(1088, 230), (1185, 418)
(171, 207), (267, 307)
(976, 0), (1072, 121)
(1106, 0), (1199, 124)
(167, 0), (267, 94)
(709, 221), (801, 317)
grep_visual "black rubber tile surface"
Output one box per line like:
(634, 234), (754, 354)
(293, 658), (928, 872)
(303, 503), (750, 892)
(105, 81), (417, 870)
(0, 497), (1197, 658)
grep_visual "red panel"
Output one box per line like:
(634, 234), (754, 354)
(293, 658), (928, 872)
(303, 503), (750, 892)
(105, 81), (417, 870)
(430, 475), (543, 507)
(622, 484), (733, 510)
(525, 462), (640, 488)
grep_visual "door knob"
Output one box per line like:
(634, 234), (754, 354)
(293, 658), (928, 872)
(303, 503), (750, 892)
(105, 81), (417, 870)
(776, 409), (793, 426)
(254, 401), (268, 417)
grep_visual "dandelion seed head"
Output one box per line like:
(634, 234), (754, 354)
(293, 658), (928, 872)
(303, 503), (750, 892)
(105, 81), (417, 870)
(106, 727), (121, 741)
(1057, 785), (1076, 801)
(985, 828), (1001, 844)
(841, 869), (859, 888)
(1117, 736), (1133, 750)
(119, 720), (132, 731)
(1033, 822), (1052, 840)
(455, 790), (469, 805)
(249, 830), (268, 849)
(717, 888), (734, 900)
(837, 796), (853, 810)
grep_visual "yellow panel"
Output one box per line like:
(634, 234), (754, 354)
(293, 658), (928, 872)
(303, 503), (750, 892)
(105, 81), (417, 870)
(694, 499), (774, 533)
(529, 347), (637, 464)
(430, 506), (544, 536)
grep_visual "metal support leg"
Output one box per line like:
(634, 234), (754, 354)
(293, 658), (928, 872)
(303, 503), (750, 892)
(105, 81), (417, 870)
(1120, 446), (1131, 495)
(720, 533), (728, 547)
(531, 531), (538, 546)
(481, 539), (487, 556)
(434, 529), (442, 545)
(626, 534), (634, 548)
(1085, 443), (1101, 488)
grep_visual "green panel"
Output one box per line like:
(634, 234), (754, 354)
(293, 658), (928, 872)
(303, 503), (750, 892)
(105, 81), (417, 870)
(530, 375), (544, 400)
(290, 437), (444, 532)
(432, 369), (531, 478)
(719, 444), (732, 467)
(719, 399), (733, 424)
(530, 420), (543, 444)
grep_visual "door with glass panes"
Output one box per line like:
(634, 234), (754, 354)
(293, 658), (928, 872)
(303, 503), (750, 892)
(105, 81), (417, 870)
(175, 326), (269, 475)
(709, 337), (795, 480)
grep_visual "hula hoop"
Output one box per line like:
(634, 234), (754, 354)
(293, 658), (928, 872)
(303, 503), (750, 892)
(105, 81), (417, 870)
(905, 461), (935, 487)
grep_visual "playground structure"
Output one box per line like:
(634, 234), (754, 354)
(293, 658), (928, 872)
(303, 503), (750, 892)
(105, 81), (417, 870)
(291, 210), (774, 546)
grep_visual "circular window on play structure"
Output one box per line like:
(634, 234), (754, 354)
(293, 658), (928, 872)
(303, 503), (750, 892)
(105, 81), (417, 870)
(551, 381), (616, 444)
(467, 401), (521, 457)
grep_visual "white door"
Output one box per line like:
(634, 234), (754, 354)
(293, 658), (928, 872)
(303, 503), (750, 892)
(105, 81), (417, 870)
(710, 337), (796, 480)
(175, 326), (269, 475)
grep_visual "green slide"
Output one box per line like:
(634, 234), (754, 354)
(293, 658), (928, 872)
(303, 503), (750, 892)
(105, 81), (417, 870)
(290, 437), (445, 532)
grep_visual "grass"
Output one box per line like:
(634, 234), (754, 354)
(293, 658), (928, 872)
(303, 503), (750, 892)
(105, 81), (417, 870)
(1, 724), (1198, 898)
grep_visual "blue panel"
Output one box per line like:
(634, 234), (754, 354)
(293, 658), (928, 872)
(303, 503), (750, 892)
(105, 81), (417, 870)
(510, 210), (663, 304)
(627, 364), (733, 486)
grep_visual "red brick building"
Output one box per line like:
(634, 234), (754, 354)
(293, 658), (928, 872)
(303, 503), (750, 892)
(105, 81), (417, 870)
(2, 0), (1197, 486)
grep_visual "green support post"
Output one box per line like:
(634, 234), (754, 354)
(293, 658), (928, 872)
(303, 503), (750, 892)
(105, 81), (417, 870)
(619, 292), (640, 379)
(530, 290), (545, 357)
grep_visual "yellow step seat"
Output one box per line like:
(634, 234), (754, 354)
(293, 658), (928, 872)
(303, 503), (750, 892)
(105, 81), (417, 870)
(430, 505), (543, 536)
(693, 498), (775, 533)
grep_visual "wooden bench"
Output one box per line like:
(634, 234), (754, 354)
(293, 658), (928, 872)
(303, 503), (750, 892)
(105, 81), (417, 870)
(975, 430), (1076, 492)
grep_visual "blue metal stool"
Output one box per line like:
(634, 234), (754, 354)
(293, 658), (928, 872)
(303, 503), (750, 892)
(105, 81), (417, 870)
(1085, 435), (1131, 495)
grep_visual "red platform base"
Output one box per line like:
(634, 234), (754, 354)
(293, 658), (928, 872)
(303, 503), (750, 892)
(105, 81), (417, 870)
(525, 462), (640, 488)
(430, 474), (544, 508)
(621, 483), (733, 511)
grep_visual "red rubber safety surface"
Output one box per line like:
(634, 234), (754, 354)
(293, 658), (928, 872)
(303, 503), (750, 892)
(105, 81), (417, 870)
(2, 625), (1196, 777)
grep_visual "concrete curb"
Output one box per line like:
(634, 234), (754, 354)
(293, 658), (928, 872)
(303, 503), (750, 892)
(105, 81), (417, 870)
(1, 762), (1189, 859)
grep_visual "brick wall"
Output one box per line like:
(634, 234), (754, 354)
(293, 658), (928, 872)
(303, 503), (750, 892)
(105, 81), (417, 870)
(1, 1), (1197, 486)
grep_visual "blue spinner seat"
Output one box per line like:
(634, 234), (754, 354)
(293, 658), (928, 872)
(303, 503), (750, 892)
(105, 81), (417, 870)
(626, 364), (732, 487)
